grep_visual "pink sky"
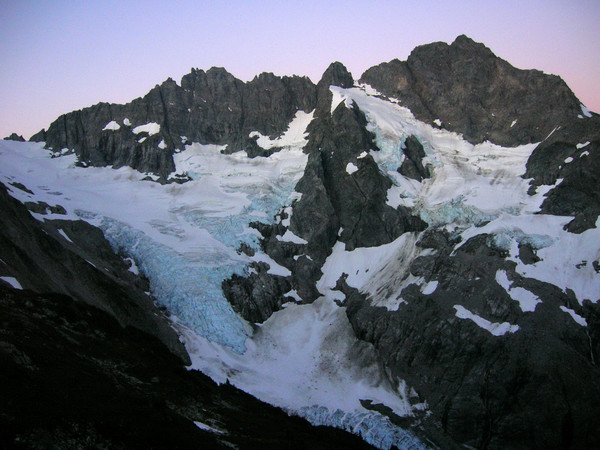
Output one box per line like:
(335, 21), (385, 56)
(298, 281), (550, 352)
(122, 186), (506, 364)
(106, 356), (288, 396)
(1, 0), (598, 139)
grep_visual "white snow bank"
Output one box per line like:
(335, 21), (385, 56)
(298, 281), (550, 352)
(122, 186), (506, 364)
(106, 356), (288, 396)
(318, 233), (432, 310)
(102, 120), (120, 131)
(346, 162), (358, 174)
(560, 306), (587, 326)
(194, 421), (224, 434)
(495, 270), (541, 312)
(251, 252), (292, 277)
(57, 228), (74, 243)
(124, 257), (139, 275)
(249, 110), (314, 150)
(421, 280), (438, 295)
(183, 296), (425, 449)
(0, 276), (22, 290)
(133, 122), (160, 136)
(158, 139), (167, 149)
(580, 104), (593, 118)
(330, 88), (352, 114)
(276, 230), (307, 245)
(454, 305), (519, 336)
(284, 289), (302, 302)
(512, 217), (600, 304)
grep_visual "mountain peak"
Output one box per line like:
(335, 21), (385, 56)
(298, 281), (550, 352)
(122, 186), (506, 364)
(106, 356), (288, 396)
(360, 36), (581, 146)
(318, 61), (354, 89)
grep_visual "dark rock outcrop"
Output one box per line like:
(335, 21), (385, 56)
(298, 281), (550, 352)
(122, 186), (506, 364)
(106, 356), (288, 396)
(3, 133), (25, 141)
(524, 116), (600, 232)
(360, 35), (586, 147)
(223, 262), (291, 324)
(397, 135), (431, 181)
(343, 230), (600, 449)
(29, 128), (46, 142)
(35, 69), (317, 178)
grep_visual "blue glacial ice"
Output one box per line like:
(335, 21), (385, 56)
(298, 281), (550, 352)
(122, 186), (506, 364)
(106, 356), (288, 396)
(91, 213), (252, 353)
(70, 146), (308, 354)
(296, 406), (426, 450)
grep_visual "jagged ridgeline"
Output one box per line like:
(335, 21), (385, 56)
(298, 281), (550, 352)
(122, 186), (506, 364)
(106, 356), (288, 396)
(2, 35), (598, 449)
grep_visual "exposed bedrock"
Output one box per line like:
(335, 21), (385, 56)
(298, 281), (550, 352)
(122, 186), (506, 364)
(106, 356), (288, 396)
(343, 229), (600, 449)
(34, 69), (317, 177)
(360, 35), (586, 147)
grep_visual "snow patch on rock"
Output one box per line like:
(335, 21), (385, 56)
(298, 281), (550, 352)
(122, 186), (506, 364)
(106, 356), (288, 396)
(560, 306), (587, 326)
(1, 276), (22, 290)
(454, 305), (519, 336)
(318, 233), (432, 310)
(57, 228), (74, 244)
(495, 270), (541, 312)
(249, 110), (314, 150)
(346, 162), (358, 175)
(133, 122), (160, 136)
(276, 230), (307, 245)
(102, 120), (120, 131)
(580, 104), (593, 118)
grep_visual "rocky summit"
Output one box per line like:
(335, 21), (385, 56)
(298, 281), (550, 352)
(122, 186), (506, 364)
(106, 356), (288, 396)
(2, 35), (599, 449)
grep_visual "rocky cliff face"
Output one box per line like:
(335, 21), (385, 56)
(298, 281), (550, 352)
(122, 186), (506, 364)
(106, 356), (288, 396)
(342, 231), (600, 448)
(32, 69), (316, 177)
(360, 35), (584, 147)
(524, 115), (600, 233)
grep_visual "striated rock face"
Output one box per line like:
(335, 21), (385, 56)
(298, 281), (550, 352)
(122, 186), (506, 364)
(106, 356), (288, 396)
(34, 69), (317, 177)
(360, 35), (584, 147)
